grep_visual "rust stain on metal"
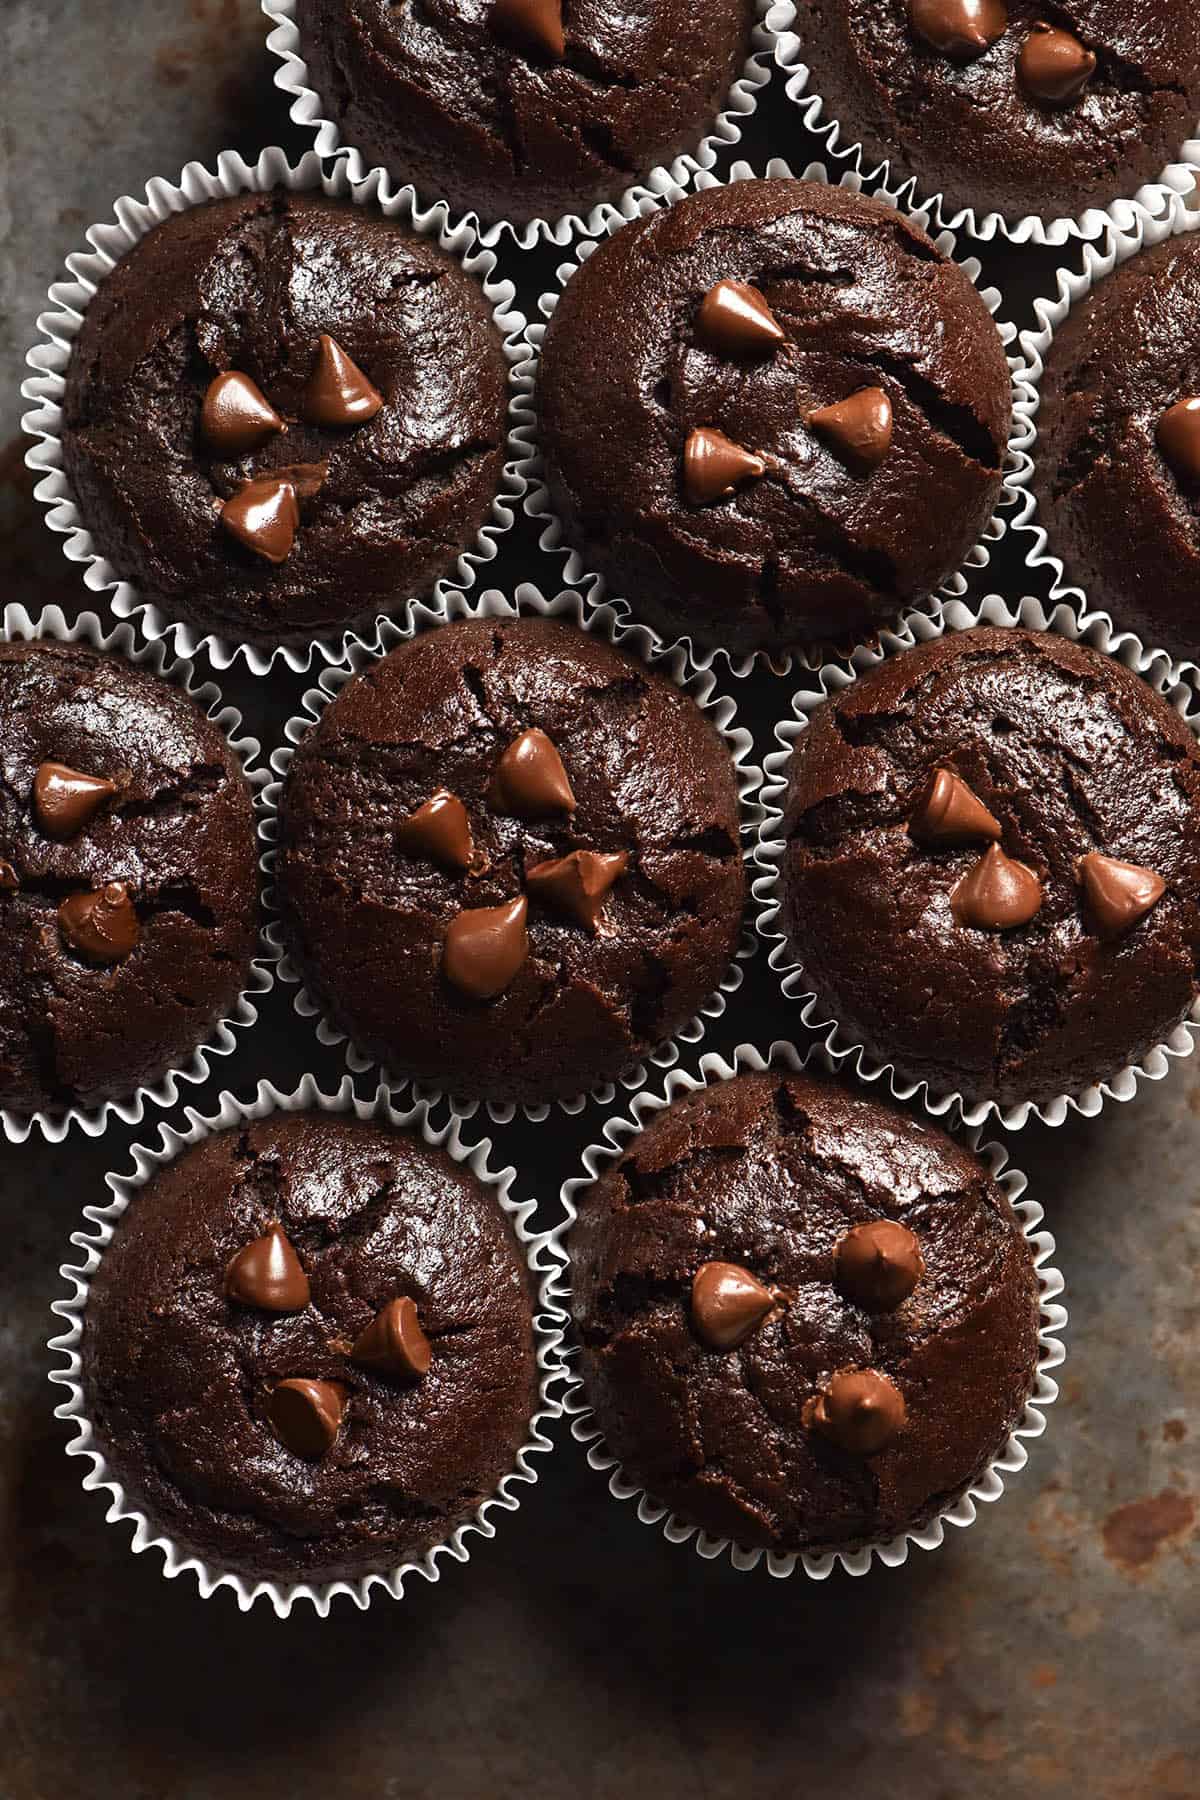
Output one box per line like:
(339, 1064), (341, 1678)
(1102, 1490), (1196, 1573)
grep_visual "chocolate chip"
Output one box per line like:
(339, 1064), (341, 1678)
(683, 427), (766, 505)
(351, 1297), (433, 1381)
(225, 1223), (311, 1313)
(1079, 852), (1166, 939)
(443, 895), (529, 999)
(909, 767), (1002, 847)
(220, 474), (299, 563)
(32, 762), (117, 840)
(200, 370), (286, 457)
(1157, 397), (1200, 487)
(526, 848), (629, 931)
(803, 1368), (907, 1455)
(835, 1220), (925, 1311)
(696, 279), (785, 355)
(268, 1378), (346, 1460)
(691, 1261), (775, 1351)
(1018, 22), (1096, 106)
(491, 0), (565, 59)
(809, 387), (894, 472)
(0, 862), (17, 892)
(58, 882), (140, 965)
(490, 728), (576, 818)
(908, 0), (1007, 62)
(397, 790), (478, 873)
(302, 334), (384, 428)
(951, 842), (1043, 930)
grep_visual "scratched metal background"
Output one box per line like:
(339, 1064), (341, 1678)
(0, 4), (1197, 1797)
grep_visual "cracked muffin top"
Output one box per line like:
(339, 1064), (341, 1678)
(537, 179), (1011, 659)
(274, 615), (746, 1107)
(570, 1068), (1042, 1555)
(81, 1111), (539, 1582)
(1032, 233), (1200, 670)
(62, 190), (509, 650)
(294, 0), (756, 226)
(776, 626), (1200, 1110)
(799, 2), (1200, 225)
(0, 640), (258, 1116)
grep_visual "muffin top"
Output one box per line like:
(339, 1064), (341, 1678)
(800, 3), (1200, 225)
(537, 179), (1010, 658)
(571, 1069), (1041, 1554)
(275, 616), (746, 1107)
(294, 0), (755, 226)
(778, 627), (1200, 1109)
(1033, 233), (1200, 670)
(82, 1112), (539, 1582)
(0, 641), (258, 1116)
(63, 190), (509, 649)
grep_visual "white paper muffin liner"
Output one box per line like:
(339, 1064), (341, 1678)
(555, 1038), (1066, 1579)
(0, 604), (272, 1146)
(770, 0), (1200, 249)
(512, 156), (1018, 681)
(48, 1072), (568, 1618)
(1009, 187), (1200, 690)
(262, 0), (777, 251)
(753, 592), (1200, 1133)
(19, 145), (527, 677)
(259, 582), (764, 1123)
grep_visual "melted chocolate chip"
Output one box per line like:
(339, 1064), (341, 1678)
(1079, 852), (1166, 939)
(490, 728), (576, 818)
(835, 1220), (925, 1311)
(58, 882), (140, 965)
(491, 0), (565, 58)
(351, 1297), (433, 1381)
(1157, 397), (1200, 488)
(220, 474), (299, 563)
(302, 335), (384, 428)
(443, 895), (529, 999)
(397, 791), (478, 873)
(809, 387), (894, 472)
(225, 1223), (311, 1313)
(951, 843), (1043, 930)
(908, 0), (1007, 62)
(909, 767), (1002, 847)
(268, 1378), (346, 1460)
(0, 862), (17, 892)
(32, 763), (118, 840)
(696, 279), (785, 355)
(1018, 22), (1096, 106)
(804, 1368), (907, 1455)
(526, 849), (629, 931)
(683, 427), (766, 506)
(200, 371), (286, 457)
(691, 1261), (775, 1351)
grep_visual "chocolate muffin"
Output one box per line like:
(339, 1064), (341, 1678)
(799, 3), (1200, 225)
(274, 615), (746, 1106)
(1032, 232), (1200, 669)
(62, 189), (509, 649)
(536, 179), (1010, 659)
(775, 626), (1200, 1110)
(570, 1068), (1042, 1554)
(294, 0), (756, 227)
(0, 640), (258, 1116)
(80, 1111), (539, 1581)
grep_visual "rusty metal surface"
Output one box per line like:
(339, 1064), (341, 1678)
(0, 4), (1197, 1796)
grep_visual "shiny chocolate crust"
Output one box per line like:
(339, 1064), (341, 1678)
(81, 1113), (538, 1581)
(800, 3), (1200, 225)
(0, 642), (257, 1116)
(570, 1070), (1041, 1554)
(537, 180), (1010, 658)
(294, 0), (755, 227)
(1032, 233), (1200, 670)
(274, 617), (746, 1106)
(61, 190), (508, 648)
(778, 627), (1200, 1109)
